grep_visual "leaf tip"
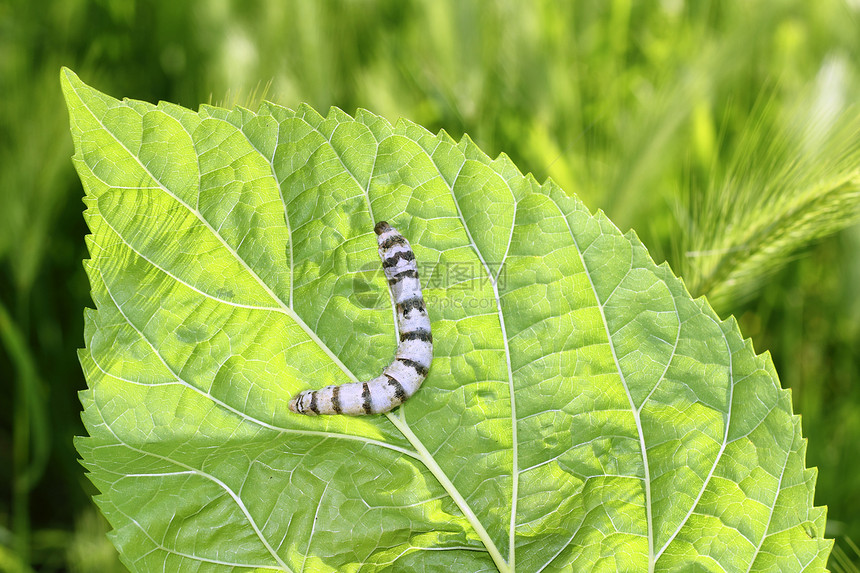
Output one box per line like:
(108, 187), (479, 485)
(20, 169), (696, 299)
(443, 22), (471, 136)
(59, 65), (76, 80)
(59, 66), (82, 98)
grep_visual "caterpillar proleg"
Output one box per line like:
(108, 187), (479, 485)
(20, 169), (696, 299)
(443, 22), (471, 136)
(289, 221), (432, 416)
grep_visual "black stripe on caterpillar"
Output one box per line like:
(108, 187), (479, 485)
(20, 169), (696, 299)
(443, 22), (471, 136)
(289, 221), (433, 416)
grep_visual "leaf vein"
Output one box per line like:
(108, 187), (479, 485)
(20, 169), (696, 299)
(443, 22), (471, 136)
(90, 397), (292, 572)
(546, 194), (657, 571)
(654, 313), (735, 561)
(86, 289), (422, 461)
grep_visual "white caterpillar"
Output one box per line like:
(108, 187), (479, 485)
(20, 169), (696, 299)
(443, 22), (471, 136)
(289, 221), (432, 416)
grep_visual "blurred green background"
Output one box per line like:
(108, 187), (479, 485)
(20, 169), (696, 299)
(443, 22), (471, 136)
(2, 1), (860, 571)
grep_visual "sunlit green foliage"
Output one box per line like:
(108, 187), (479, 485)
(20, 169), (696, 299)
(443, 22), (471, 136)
(65, 69), (830, 571)
(1, 0), (859, 570)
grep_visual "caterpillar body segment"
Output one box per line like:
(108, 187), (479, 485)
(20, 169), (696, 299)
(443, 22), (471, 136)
(289, 221), (432, 416)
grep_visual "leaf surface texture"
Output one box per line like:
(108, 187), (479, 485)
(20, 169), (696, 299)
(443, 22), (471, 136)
(63, 68), (830, 572)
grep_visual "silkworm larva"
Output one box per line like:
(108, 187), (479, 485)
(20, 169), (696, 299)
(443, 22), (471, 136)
(289, 221), (432, 415)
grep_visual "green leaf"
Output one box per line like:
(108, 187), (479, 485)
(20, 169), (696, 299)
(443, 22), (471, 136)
(63, 67), (831, 572)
